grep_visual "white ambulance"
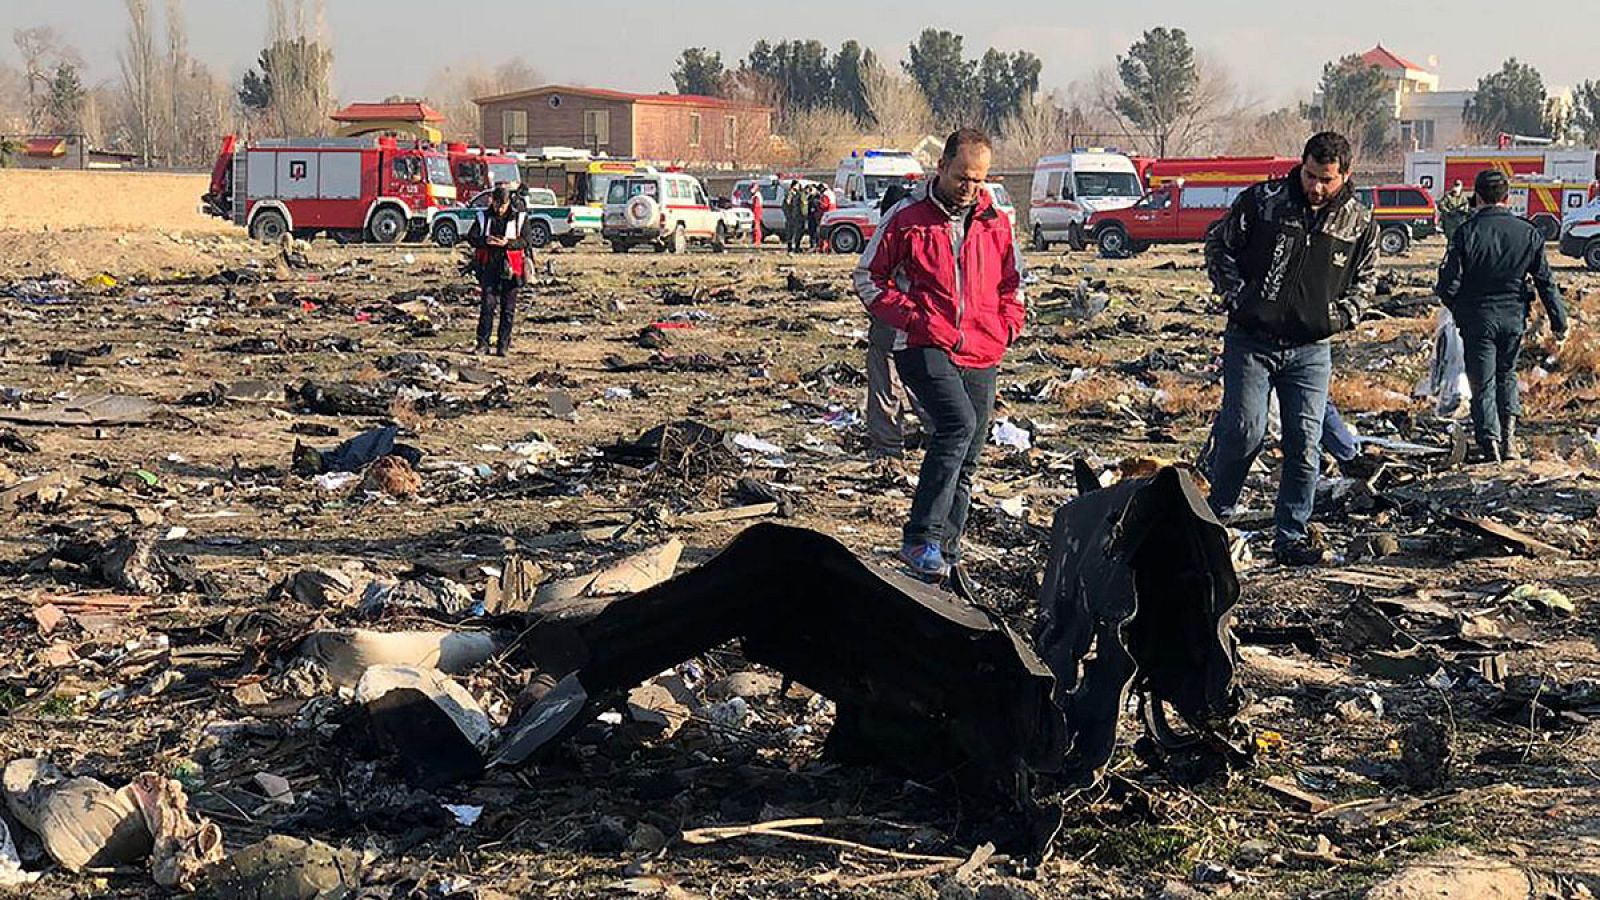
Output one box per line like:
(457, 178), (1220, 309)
(832, 149), (925, 207)
(1027, 150), (1142, 251)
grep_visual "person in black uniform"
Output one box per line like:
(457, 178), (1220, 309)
(1436, 169), (1570, 462)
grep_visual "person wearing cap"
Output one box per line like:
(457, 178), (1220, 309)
(465, 184), (533, 356)
(1439, 179), (1470, 240)
(1436, 168), (1569, 462)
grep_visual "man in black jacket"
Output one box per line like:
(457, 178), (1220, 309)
(466, 185), (533, 356)
(1203, 132), (1379, 566)
(1436, 168), (1569, 461)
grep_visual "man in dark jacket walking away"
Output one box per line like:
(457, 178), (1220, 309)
(466, 185), (533, 356)
(1436, 168), (1569, 462)
(854, 128), (1025, 588)
(1203, 132), (1379, 566)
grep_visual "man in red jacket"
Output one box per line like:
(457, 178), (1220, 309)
(852, 128), (1025, 584)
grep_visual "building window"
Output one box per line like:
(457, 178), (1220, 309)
(502, 109), (528, 148)
(723, 115), (736, 151)
(583, 110), (610, 149)
(689, 113), (701, 148)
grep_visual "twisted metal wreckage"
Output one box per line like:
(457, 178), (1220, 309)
(372, 465), (1247, 855)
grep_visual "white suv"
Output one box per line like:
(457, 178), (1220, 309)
(603, 172), (736, 253)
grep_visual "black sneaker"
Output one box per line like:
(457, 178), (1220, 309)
(1274, 541), (1330, 567)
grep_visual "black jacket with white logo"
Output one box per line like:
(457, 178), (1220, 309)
(1205, 168), (1379, 344)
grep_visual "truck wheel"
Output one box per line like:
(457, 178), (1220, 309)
(1096, 225), (1130, 258)
(671, 223), (687, 254)
(250, 209), (288, 243)
(1532, 215), (1560, 242)
(528, 220), (552, 248)
(611, 241), (630, 254)
(832, 225), (863, 255)
(368, 207), (406, 244)
(713, 222), (728, 252)
(1585, 238), (1600, 272)
(431, 219), (460, 248)
(1378, 226), (1410, 256)
(1032, 225), (1049, 252)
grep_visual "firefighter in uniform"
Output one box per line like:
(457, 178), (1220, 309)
(1436, 169), (1569, 461)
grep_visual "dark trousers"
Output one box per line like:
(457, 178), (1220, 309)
(1204, 329), (1331, 550)
(786, 218), (805, 252)
(476, 282), (517, 352)
(894, 347), (997, 559)
(1457, 313), (1524, 447)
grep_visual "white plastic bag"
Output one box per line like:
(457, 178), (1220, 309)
(1414, 307), (1471, 416)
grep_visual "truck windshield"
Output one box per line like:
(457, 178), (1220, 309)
(490, 162), (521, 186)
(426, 156), (453, 187)
(1075, 172), (1142, 198)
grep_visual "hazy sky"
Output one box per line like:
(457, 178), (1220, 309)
(5, 0), (1597, 117)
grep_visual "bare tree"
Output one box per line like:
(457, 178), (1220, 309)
(1224, 105), (1311, 156)
(862, 62), (933, 148)
(165, 0), (187, 162)
(780, 104), (861, 167)
(1090, 55), (1246, 156)
(427, 58), (542, 142)
(261, 0), (334, 137)
(13, 27), (79, 132)
(118, 0), (159, 164)
(996, 92), (1067, 167)
(0, 64), (27, 132)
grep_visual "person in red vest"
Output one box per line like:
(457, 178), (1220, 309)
(751, 187), (764, 245)
(815, 186), (836, 252)
(466, 185), (533, 356)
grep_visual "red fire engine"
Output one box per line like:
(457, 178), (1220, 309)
(444, 143), (522, 197)
(1404, 145), (1598, 240)
(1133, 156), (1299, 189)
(202, 134), (455, 243)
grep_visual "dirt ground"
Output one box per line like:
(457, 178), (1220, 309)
(2, 176), (1599, 899)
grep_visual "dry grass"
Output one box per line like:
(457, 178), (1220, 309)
(1152, 372), (1221, 418)
(1553, 331), (1600, 377)
(1522, 373), (1600, 418)
(1052, 372), (1142, 415)
(1330, 374), (1416, 414)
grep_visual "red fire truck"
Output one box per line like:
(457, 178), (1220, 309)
(1134, 156), (1299, 189)
(202, 135), (455, 243)
(445, 143), (522, 197)
(1404, 146), (1598, 240)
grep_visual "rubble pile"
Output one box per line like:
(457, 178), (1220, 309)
(1, 240), (1598, 897)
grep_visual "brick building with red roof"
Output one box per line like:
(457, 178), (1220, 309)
(473, 85), (772, 167)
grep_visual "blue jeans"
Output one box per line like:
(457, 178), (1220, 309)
(1205, 329), (1332, 550)
(1322, 402), (1359, 462)
(893, 347), (997, 560)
